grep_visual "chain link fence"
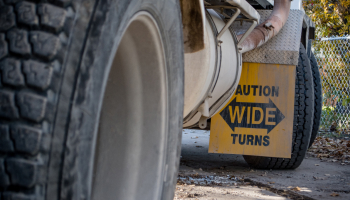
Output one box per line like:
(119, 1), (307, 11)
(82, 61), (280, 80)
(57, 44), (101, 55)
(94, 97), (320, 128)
(312, 35), (350, 133)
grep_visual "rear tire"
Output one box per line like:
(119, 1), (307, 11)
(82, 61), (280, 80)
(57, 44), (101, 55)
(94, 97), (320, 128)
(0, 1), (183, 200)
(243, 44), (314, 169)
(308, 51), (323, 148)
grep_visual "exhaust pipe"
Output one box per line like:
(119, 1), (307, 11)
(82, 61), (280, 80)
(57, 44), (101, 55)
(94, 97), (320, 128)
(238, 0), (292, 53)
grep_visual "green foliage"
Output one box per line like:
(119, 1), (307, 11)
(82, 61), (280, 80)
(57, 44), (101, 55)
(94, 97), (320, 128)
(304, 1), (350, 132)
(321, 106), (337, 130)
(316, 39), (350, 132)
(303, 0), (350, 37)
(342, 98), (350, 106)
(320, 106), (350, 131)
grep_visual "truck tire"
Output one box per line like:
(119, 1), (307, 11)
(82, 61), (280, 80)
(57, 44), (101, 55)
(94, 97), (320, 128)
(243, 44), (314, 169)
(0, 1), (184, 200)
(308, 51), (323, 148)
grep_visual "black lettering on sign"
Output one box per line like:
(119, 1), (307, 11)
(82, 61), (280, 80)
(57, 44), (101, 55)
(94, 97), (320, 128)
(235, 85), (242, 95)
(221, 98), (285, 134)
(263, 86), (270, 96)
(239, 134), (246, 145)
(243, 85), (250, 95)
(255, 135), (262, 146)
(231, 134), (270, 146)
(259, 85), (262, 96)
(272, 86), (279, 97)
(251, 85), (258, 96)
(231, 134), (238, 144)
(263, 136), (270, 146)
(235, 85), (279, 97)
(247, 135), (254, 145)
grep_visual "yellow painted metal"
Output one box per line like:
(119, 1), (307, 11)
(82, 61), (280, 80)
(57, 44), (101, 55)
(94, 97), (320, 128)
(209, 63), (295, 158)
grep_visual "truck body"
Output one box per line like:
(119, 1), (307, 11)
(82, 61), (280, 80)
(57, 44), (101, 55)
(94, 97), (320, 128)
(0, 0), (320, 199)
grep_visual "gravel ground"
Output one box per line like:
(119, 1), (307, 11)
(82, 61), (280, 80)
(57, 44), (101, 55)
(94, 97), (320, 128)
(174, 129), (350, 200)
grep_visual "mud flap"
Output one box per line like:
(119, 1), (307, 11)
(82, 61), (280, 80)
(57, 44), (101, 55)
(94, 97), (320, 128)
(209, 63), (296, 158)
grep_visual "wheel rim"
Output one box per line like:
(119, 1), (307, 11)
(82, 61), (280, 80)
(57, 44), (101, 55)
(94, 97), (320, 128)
(91, 12), (167, 200)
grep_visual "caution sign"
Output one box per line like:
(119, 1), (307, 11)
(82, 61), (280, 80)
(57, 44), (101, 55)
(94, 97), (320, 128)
(209, 63), (295, 158)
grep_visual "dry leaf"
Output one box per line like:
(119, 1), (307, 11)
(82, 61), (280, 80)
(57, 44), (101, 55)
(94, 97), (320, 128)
(291, 186), (301, 191)
(330, 192), (339, 197)
(308, 137), (350, 165)
(317, 154), (329, 158)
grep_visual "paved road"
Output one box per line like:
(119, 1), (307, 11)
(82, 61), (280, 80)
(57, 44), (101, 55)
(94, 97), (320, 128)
(175, 129), (350, 200)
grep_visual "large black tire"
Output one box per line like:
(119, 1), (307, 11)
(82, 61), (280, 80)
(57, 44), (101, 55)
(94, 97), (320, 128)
(0, 1), (184, 200)
(243, 44), (314, 169)
(308, 51), (323, 148)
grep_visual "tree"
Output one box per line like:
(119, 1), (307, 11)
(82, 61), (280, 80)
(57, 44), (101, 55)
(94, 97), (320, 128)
(303, 0), (350, 131)
(303, 0), (350, 37)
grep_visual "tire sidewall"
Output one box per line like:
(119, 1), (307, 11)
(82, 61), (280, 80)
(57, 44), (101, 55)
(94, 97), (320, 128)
(50, 0), (184, 199)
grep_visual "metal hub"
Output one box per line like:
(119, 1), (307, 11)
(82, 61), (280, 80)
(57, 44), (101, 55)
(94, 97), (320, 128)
(91, 11), (167, 200)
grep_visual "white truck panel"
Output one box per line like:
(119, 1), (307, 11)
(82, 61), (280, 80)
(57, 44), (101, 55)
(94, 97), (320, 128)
(183, 9), (241, 128)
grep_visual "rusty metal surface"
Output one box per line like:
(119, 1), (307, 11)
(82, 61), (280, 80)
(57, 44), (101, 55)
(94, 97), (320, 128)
(180, 0), (205, 53)
(237, 0), (291, 53)
(240, 10), (304, 65)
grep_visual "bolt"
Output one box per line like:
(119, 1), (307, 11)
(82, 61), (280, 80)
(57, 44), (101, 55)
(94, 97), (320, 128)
(264, 22), (274, 30)
(218, 40), (223, 46)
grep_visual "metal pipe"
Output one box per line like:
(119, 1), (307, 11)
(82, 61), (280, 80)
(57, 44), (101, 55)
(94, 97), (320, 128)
(238, 0), (291, 53)
(217, 8), (241, 41)
(237, 20), (257, 48)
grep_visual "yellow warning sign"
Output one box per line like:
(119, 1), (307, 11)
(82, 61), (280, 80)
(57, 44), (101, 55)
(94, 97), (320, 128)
(209, 63), (295, 158)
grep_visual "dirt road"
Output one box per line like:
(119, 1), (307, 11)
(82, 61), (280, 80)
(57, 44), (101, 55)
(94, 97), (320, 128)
(174, 129), (350, 200)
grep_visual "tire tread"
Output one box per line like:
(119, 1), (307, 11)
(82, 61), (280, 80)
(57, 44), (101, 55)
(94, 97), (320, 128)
(244, 44), (314, 169)
(308, 51), (322, 148)
(0, 1), (73, 198)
